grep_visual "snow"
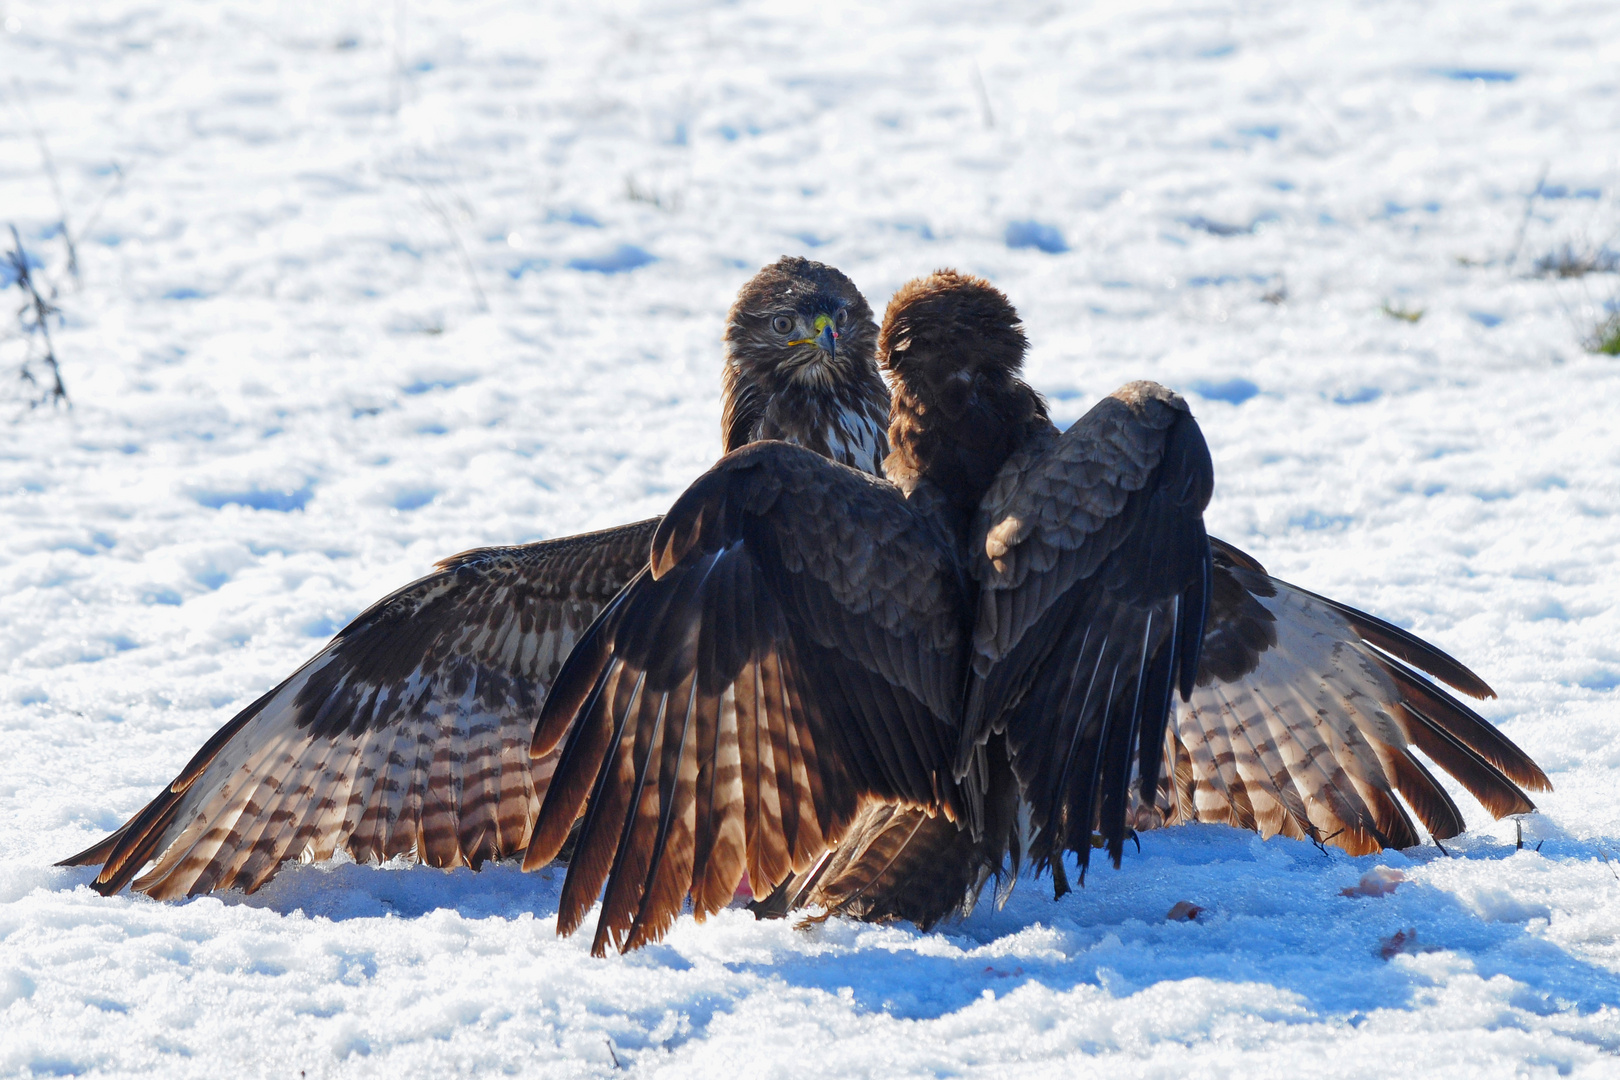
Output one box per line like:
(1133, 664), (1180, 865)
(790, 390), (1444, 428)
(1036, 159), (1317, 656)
(3, 0), (1620, 1075)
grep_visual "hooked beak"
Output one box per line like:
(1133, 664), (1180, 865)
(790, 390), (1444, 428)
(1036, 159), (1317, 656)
(788, 313), (839, 363)
(815, 320), (837, 358)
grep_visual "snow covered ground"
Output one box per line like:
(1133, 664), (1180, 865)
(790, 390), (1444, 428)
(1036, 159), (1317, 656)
(3, 0), (1620, 1074)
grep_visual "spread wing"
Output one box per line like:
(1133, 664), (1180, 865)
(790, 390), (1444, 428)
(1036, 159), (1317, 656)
(966, 381), (1213, 880)
(59, 520), (660, 899)
(523, 442), (968, 955)
(1138, 538), (1549, 853)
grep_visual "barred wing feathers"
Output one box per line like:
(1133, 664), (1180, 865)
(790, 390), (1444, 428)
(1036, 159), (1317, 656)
(59, 520), (660, 898)
(524, 442), (969, 955)
(1142, 539), (1549, 853)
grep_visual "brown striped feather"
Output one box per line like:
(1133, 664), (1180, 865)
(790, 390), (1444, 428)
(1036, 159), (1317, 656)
(1134, 550), (1545, 857)
(63, 521), (659, 896)
(526, 442), (966, 953)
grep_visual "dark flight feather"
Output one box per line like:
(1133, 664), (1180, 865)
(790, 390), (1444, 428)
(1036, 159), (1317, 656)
(1138, 540), (1546, 855)
(962, 380), (1214, 879)
(525, 442), (970, 954)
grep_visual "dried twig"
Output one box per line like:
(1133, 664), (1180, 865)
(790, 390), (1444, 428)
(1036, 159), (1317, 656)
(971, 63), (995, 129)
(5, 224), (71, 408)
(74, 159), (137, 250)
(391, 1), (406, 113)
(624, 175), (682, 212)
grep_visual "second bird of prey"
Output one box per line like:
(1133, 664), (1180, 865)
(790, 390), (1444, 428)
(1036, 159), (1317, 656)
(62, 258), (1548, 956)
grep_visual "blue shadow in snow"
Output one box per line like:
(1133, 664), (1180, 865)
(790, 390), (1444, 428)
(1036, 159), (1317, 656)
(1539, 185), (1601, 200)
(1005, 220), (1068, 254)
(1437, 68), (1516, 82)
(392, 489), (436, 511)
(568, 245), (656, 274)
(723, 828), (1620, 1024)
(1187, 273), (1269, 288)
(548, 209), (602, 228)
(1183, 215), (1253, 237)
(1189, 377), (1259, 405)
(507, 257), (549, 279)
(1290, 509), (1353, 531)
(50, 824), (1620, 1038)
(402, 376), (474, 395)
(194, 484), (313, 512)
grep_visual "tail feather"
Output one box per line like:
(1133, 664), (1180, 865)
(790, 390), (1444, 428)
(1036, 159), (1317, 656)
(60, 786), (188, 895)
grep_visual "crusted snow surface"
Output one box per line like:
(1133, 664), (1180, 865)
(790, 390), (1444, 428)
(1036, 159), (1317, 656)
(3, 0), (1620, 1076)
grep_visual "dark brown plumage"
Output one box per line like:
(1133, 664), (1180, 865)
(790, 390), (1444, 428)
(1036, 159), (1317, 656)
(800, 531), (1550, 932)
(900, 275), (1214, 882)
(59, 525), (659, 898)
(64, 252), (1551, 939)
(59, 256), (892, 899)
(524, 269), (1216, 953)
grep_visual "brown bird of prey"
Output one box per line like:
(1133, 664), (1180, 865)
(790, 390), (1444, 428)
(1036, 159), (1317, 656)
(769, 282), (1549, 931)
(59, 256), (889, 899)
(793, 533), (1549, 930)
(523, 270), (1217, 956)
(63, 257), (1547, 921)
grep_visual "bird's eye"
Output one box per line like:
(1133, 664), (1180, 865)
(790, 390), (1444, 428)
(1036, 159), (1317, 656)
(835, 308), (849, 328)
(771, 315), (793, 335)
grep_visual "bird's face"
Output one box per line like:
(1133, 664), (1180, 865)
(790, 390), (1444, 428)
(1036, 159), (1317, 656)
(758, 304), (849, 388)
(725, 258), (878, 393)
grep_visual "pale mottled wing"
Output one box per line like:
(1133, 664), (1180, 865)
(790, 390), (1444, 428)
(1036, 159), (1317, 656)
(966, 381), (1213, 877)
(523, 442), (968, 955)
(1138, 538), (1549, 853)
(60, 520), (660, 899)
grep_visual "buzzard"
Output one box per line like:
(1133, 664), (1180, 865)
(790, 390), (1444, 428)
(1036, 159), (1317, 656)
(526, 270), (1549, 954)
(59, 256), (888, 899)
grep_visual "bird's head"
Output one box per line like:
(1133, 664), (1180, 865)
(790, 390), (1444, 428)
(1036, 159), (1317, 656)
(724, 257), (878, 393)
(879, 269), (1030, 422)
